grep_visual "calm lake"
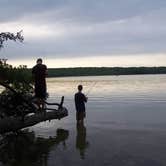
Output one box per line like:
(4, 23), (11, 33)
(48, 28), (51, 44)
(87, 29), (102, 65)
(1, 74), (166, 166)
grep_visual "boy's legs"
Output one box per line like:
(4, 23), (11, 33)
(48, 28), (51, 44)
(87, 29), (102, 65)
(76, 111), (85, 124)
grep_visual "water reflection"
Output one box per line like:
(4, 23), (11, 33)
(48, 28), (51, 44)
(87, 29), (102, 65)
(0, 129), (69, 166)
(76, 123), (89, 159)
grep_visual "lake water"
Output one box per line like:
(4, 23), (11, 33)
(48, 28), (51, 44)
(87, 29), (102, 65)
(1, 74), (166, 166)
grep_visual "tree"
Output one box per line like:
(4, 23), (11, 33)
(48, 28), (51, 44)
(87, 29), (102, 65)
(0, 31), (68, 133)
(0, 30), (32, 93)
(0, 31), (24, 48)
(0, 31), (33, 118)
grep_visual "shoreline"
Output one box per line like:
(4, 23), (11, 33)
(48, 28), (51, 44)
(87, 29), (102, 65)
(45, 67), (166, 78)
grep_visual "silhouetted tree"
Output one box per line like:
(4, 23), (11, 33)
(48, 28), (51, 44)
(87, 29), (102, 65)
(0, 31), (32, 90)
(0, 31), (33, 118)
(0, 31), (24, 48)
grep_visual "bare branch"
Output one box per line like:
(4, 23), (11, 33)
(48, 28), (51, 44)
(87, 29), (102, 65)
(0, 30), (24, 48)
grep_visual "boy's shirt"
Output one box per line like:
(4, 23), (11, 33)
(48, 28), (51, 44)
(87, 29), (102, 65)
(75, 92), (87, 112)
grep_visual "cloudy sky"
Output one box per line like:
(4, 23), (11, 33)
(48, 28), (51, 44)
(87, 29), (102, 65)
(0, 0), (166, 67)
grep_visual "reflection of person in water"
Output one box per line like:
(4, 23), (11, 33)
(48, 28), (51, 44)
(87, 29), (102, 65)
(76, 123), (89, 159)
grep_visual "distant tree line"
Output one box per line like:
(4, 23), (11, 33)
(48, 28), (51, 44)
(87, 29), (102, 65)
(46, 67), (166, 77)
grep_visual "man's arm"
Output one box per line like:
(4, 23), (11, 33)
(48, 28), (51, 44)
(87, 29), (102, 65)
(45, 69), (48, 76)
(45, 65), (48, 76)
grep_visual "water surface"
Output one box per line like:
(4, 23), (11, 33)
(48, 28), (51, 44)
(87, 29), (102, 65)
(1, 74), (166, 166)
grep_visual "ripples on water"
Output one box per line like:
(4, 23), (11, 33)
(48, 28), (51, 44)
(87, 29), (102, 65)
(1, 74), (166, 166)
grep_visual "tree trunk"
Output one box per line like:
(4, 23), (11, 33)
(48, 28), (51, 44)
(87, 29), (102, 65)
(0, 107), (68, 134)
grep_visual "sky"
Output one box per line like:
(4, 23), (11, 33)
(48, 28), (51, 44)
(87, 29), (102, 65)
(0, 0), (166, 68)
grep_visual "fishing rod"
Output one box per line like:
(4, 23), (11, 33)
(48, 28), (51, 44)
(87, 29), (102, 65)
(85, 81), (97, 96)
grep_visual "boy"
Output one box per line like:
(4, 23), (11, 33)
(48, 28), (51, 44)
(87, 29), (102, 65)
(74, 85), (88, 124)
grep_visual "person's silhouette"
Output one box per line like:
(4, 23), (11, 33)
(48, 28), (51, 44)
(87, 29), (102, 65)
(32, 58), (48, 109)
(74, 85), (88, 124)
(76, 123), (89, 159)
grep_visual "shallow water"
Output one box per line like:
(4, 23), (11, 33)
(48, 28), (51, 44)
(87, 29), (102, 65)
(1, 74), (166, 166)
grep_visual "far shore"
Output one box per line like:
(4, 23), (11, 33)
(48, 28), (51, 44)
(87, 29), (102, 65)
(42, 67), (166, 77)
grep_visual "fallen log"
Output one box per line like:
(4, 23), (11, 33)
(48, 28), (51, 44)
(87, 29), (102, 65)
(0, 107), (68, 134)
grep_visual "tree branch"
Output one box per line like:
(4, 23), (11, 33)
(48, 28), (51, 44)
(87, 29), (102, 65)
(0, 31), (24, 48)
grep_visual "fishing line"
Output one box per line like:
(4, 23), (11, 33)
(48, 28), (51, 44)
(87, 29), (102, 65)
(86, 81), (97, 96)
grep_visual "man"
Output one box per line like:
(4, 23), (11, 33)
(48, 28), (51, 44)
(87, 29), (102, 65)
(74, 85), (88, 124)
(32, 58), (47, 109)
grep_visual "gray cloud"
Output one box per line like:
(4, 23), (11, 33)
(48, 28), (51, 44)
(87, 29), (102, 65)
(0, 0), (166, 65)
(1, 0), (166, 23)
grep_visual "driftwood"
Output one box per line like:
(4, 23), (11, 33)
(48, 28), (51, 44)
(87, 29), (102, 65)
(0, 82), (68, 134)
(0, 107), (68, 134)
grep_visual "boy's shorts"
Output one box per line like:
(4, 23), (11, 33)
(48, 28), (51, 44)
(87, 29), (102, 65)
(76, 111), (86, 121)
